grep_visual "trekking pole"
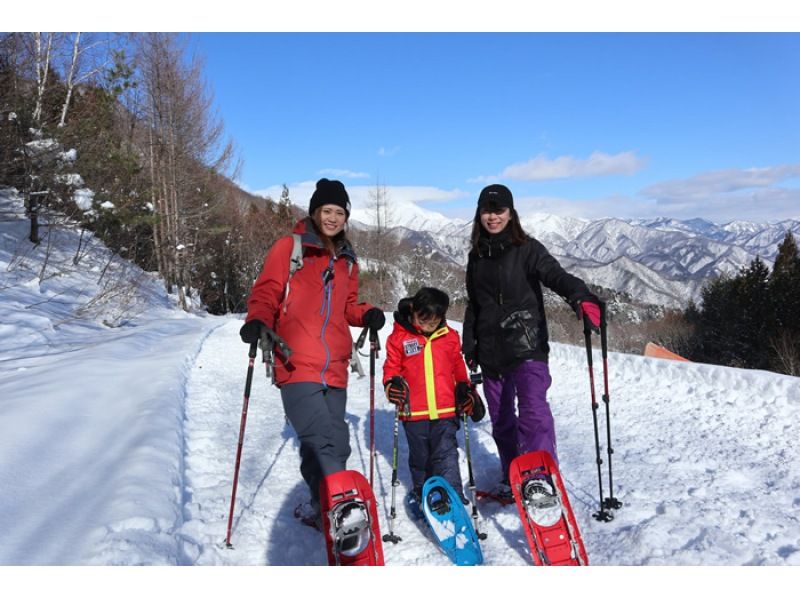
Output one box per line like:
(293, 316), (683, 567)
(225, 341), (259, 548)
(599, 303), (622, 512)
(462, 412), (488, 540)
(368, 327), (381, 488)
(383, 381), (409, 544)
(583, 314), (613, 522)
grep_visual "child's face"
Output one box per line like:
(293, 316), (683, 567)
(411, 311), (442, 334)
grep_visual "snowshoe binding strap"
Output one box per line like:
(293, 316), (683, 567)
(426, 487), (451, 516)
(329, 500), (372, 561)
(522, 478), (562, 528)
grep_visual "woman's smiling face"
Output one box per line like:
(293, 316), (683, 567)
(480, 207), (511, 234)
(314, 204), (347, 237)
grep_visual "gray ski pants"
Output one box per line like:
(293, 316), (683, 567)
(281, 383), (350, 504)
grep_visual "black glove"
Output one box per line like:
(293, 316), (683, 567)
(456, 381), (486, 422)
(455, 381), (475, 416)
(385, 376), (408, 408)
(363, 308), (386, 332)
(239, 319), (265, 344)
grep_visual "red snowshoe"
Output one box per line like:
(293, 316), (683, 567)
(509, 451), (589, 566)
(319, 470), (384, 566)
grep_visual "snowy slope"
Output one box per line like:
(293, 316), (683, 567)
(2, 187), (800, 567)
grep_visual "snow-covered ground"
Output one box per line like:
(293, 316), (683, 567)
(2, 188), (800, 583)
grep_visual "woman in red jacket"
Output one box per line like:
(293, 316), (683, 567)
(239, 178), (385, 525)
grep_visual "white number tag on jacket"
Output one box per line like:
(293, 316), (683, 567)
(403, 339), (422, 356)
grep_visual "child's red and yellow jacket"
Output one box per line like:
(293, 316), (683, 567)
(382, 306), (469, 422)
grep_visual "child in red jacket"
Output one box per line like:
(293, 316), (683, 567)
(383, 287), (480, 518)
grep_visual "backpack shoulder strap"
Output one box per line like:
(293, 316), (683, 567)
(282, 234), (304, 309)
(289, 233), (303, 278)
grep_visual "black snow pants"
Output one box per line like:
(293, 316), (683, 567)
(402, 416), (464, 500)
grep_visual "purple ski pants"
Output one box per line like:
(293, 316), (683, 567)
(482, 360), (556, 479)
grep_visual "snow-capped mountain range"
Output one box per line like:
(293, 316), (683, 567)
(350, 202), (800, 308)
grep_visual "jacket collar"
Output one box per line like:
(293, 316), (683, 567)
(477, 227), (513, 258)
(292, 217), (357, 263)
(393, 298), (448, 338)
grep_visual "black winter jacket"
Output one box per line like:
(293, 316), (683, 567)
(462, 229), (595, 377)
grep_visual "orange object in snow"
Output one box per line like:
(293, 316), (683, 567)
(643, 342), (690, 362)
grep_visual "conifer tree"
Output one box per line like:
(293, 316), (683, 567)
(768, 231), (800, 374)
(735, 256), (772, 369)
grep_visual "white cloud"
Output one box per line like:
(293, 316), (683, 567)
(648, 187), (800, 223)
(642, 164), (800, 203)
(251, 181), (469, 211)
(510, 174), (800, 224)
(253, 181), (316, 203)
(317, 168), (370, 179)
(471, 151), (646, 183)
(635, 164), (800, 222)
(513, 193), (658, 221)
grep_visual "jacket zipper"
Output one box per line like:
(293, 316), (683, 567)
(497, 261), (504, 305)
(319, 256), (335, 387)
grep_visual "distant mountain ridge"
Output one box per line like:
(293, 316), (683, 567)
(350, 203), (800, 308)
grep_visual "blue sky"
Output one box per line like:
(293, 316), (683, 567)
(16, 2), (800, 224)
(187, 32), (800, 223)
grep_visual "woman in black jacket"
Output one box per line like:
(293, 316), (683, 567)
(462, 184), (601, 498)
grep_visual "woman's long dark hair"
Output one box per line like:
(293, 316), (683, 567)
(469, 206), (530, 253)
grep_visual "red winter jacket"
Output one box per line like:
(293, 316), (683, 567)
(245, 218), (373, 388)
(383, 309), (469, 422)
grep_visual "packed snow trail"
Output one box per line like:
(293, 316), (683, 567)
(0, 315), (222, 565)
(181, 319), (551, 565)
(179, 320), (800, 565)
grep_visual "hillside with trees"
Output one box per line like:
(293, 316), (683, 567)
(1, 32), (296, 315)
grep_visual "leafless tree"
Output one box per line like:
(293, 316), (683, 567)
(30, 32), (58, 126)
(277, 183), (293, 229)
(58, 33), (111, 128)
(771, 330), (800, 377)
(364, 179), (397, 308)
(135, 33), (235, 310)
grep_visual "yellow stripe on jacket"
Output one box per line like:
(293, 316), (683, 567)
(423, 327), (449, 420)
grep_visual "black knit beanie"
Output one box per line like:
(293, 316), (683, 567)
(308, 178), (350, 218)
(478, 184), (514, 210)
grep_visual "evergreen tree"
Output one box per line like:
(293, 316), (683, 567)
(687, 256), (773, 370)
(735, 256), (772, 369)
(688, 274), (738, 365)
(768, 231), (800, 374)
(772, 231), (800, 277)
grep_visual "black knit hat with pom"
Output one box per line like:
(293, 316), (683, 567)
(309, 178), (350, 218)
